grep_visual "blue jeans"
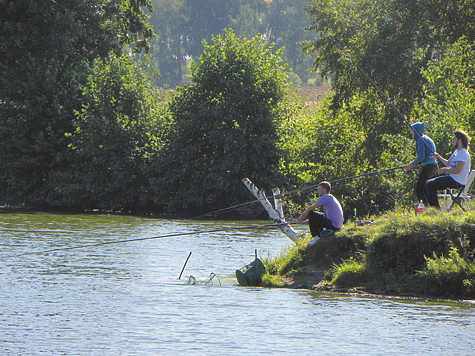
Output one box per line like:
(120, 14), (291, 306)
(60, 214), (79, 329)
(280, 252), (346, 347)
(426, 175), (463, 208)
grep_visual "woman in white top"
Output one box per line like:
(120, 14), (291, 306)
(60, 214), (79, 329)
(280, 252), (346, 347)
(426, 130), (471, 208)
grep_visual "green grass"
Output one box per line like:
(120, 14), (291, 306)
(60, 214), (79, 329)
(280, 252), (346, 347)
(417, 247), (475, 298)
(263, 207), (475, 299)
(260, 273), (285, 288)
(263, 238), (310, 276)
(330, 258), (371, 286)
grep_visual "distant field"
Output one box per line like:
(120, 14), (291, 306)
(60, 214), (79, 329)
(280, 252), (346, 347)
(291, 86), (332, 104)
(158, 86), (332, 104)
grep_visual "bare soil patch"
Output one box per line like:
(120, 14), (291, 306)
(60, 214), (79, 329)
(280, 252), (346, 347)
(275, 233), (365, 291)
(279, 264), (330, 290)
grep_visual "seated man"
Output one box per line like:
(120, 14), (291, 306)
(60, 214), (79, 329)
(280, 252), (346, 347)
(426, 130), (471, 209)
(296, 181), (344, 238)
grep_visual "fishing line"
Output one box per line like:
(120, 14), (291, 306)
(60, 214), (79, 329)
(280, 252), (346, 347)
(0, 228), (102, 234)
(19, 222), (293, 256)
(192, 165), (406, 219)
(340, 52), (436, 155)
(193, 55), (424, 220)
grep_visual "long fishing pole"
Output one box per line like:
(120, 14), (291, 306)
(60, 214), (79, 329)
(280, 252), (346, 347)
(342, 54), (436, 155)
(330, 165), (406, 185)
(190, 197), (272, 220)
(19, 222), (293, 256)
(192, 165), (406, 219)
(194, 57), (419, 220)
(276, 165), (406, 197)
(0, 228), (102, 234)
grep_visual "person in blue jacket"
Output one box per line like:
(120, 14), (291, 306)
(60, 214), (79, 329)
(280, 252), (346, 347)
(404, 122), (437, 205)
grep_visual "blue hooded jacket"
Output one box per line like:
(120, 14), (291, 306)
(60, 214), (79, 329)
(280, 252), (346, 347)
(411, 122), (437, 166)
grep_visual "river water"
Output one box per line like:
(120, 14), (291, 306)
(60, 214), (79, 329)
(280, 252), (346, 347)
(1, 211), (474, 355)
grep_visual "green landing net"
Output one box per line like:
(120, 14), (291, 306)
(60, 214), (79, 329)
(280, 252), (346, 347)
(235, 257), (267, 287)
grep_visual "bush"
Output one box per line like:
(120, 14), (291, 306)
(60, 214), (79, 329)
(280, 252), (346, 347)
(154, 29), (291, 214)
(417, 248), (475, 298)
(48, 53), (168, 211)
(330, 258), (371, 287)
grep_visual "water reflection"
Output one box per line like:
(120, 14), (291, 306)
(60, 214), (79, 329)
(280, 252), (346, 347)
(1, 212), (474, 355)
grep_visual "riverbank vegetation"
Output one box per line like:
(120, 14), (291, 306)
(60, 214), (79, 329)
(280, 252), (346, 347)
(262, 208), (475, 299)
(1, 0), (475, 220)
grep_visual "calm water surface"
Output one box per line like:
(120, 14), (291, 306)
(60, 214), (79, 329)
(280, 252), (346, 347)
(1, 211), (474, 355)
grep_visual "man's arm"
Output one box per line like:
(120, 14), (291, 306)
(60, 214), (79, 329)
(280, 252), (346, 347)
(296, 202), (321, 223)
(412, 140), (426, 166)
(434, 152), (449, 167)
(438, 161), (465, 175)
(406, 141), (427, 171)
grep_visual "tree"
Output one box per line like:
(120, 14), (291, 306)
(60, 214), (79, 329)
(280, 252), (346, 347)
(181, 0), (241, 58)
(0, 0), (154, 205)
(47, 53), (168, 211)
(301, 0), (475, 166)
(264, 0), (320, 85)
(154, 29), (290, 213)
(143, 0), (187, 87)
(415, 37), (475, 158)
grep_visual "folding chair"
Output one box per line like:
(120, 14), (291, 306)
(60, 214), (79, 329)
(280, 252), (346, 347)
(438, 170), (475, 211)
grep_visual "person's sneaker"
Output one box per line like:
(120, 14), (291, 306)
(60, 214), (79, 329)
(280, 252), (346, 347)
(319, 229), (335, 238)
(308, 236), (320, 246)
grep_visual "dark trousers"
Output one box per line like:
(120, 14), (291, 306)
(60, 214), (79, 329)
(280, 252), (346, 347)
(426, 175), (463, 208)
(416, 164), (438, 204)
(308, 211), (339, 237)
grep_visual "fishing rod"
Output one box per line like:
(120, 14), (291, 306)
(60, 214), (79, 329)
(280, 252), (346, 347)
(341, 53), (436, 155)
(195, 57), (423, 220)
(0, 228), (102, 234)
(193, 165), (406, 219)
(191, 197), (272, 220)
(330, 165), (406, 185)
(274, 165), (406, 197)
(19, 222), (293, 256)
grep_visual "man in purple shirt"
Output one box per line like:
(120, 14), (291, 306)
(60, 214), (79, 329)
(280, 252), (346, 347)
(296, 181), (344, 238)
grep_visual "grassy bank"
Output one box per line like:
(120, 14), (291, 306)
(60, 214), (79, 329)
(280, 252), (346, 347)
(262, 208), (475, 299)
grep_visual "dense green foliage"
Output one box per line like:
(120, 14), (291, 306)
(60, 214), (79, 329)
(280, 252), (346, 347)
(303, 0), (475, 166)
(1, 0), (474, 218)
(153, 30), (290, 213)
(278, 94), (404, 218)
(415, 38), (475, 155)
(304, 0), (475, 110)
(49, 54), (168, 211)
(0, 0), (154, 207)
(264, 208), (475, 299)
